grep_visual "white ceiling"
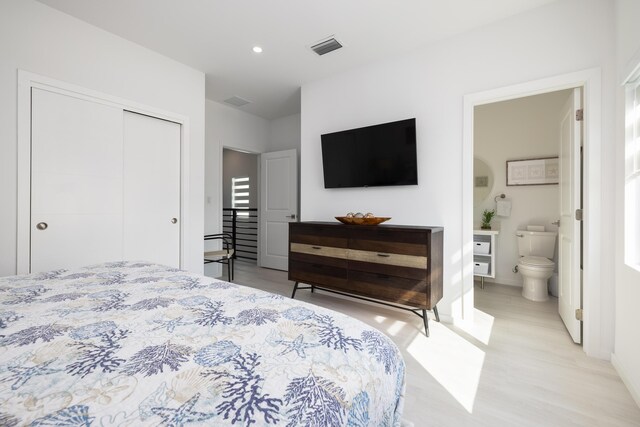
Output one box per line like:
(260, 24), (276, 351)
(38, 0), (558, 120)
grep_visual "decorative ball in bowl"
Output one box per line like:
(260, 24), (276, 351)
(335, 212), (391, 225)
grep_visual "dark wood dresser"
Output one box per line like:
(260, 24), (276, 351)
(288, 221), (443, 335)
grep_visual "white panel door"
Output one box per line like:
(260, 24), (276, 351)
(31, 89), (124, 272)
(123, 111), (181, 268)
(260, 149), (298, 270)
(558, 88), (582, 343)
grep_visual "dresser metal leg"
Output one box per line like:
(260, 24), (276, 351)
(291, 282), (299, 299)
(422, 309), (430, 337)
(433, 305), (440, 322)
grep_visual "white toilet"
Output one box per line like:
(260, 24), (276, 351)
(516, 229), (557, 301)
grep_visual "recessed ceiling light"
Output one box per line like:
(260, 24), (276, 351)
(252, 46), (263, 53)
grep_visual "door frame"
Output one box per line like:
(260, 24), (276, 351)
(462, 68), (608, 358)
(558, 87), (583, 343)
(17, 70), (191, 273)
(217, 146), (261, 276)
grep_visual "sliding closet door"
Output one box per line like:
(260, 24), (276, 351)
(123, 111), (181, 268)
(31, 89), (124, 272)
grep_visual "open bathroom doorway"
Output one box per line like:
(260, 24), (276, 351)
(222, 148), (260, 264)
(462, 69), (613, 357)
(471, 88), (583, 343)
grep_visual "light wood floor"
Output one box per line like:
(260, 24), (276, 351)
(223, 261), (640, 426)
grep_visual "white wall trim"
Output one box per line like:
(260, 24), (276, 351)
(621, 45), (640, 85)
(612, 353), (640, 407)
(463, 68), (607, 358)
(483, 277), (522, 287)
(17, 70), (191, 273)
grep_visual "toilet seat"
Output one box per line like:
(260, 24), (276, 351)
(519, 256), (554, 267)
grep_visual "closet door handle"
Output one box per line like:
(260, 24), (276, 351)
(36, 222), (48, 230)
(171, 218), (178, 224)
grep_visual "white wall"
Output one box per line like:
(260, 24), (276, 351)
(269, 113), (301, 152)
(204, 99), (268, 230)
(206, 100), (270, 156)
(613, 0), (640, 406)
(204, 101), (298, 238)
(301, 0), (615, 328)
(474, 90), (571, 286)
(0, 0), (205, 276)
(204, 100), (269, 276)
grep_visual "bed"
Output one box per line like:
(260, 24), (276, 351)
(0, 261), (405, 426)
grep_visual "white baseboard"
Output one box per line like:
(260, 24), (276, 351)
(612, 352), (640, 408)
(476, 276), (521, 287)
(437, 313), (453, 324)
(203, 263), (222, 279)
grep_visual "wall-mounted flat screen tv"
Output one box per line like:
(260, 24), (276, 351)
(321, 118), (418, 188)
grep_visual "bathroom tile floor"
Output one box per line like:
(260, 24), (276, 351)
(222, 262), (640, 426)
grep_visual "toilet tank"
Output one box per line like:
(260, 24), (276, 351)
(516, 230), (557, 258)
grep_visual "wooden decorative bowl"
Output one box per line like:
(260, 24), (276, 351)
(335, 216), (391, 225)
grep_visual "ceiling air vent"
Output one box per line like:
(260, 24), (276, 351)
(310, 37), (343, 56)
(224, 96), (251, 107)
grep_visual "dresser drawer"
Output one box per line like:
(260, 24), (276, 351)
(290, 224), (348, 248)
(347, 270), (429, 308)
(349, 228), (428, 256)
(290, 243), (348, 259)
(347, 249), (427, 269)
(348, 259), (427, 280)
(289, 250), (348, 269)
(288, 260), (348, 288)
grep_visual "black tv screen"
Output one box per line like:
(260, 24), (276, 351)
(321, 118), (418, 189)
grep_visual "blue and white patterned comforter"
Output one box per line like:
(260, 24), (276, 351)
(0, 262), (405, 426)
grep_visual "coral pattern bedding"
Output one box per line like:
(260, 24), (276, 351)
(0, 262), (405, 426)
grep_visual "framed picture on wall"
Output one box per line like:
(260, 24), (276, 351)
(506, 157), (559, 186)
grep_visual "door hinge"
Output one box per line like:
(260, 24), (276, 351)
(575, 308), (583, 321)
(576, 109), (584, 121)
(575, 209), (583, 221)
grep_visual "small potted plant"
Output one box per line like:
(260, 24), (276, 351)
(481, 209), (495, 230)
